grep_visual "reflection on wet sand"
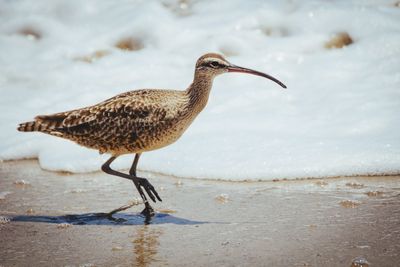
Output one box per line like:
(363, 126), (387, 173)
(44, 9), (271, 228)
(132, 225), (164, 266)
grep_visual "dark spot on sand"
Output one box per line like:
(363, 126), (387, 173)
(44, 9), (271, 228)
(115, 37), (144, 51)
(325, 32), (353, 49)
(18, 26), (42, 40)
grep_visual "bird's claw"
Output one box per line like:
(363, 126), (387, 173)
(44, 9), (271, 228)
(138, 178), (162, 203)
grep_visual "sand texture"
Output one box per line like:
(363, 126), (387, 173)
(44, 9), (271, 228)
(1, 160), (399, 266)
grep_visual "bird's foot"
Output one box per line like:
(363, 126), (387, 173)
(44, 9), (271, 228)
(141, 203), (155, 217)
(141, 202), (155, 224)
(137, 177), (162, 203)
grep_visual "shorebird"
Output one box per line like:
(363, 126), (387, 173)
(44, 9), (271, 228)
(18, 53), (286, 220)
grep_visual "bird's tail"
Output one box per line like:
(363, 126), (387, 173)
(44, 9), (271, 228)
(17, 114), (66, 133)
(17, 121), (40, 132)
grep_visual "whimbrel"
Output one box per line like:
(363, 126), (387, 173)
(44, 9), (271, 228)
(18, 53), (286, 220)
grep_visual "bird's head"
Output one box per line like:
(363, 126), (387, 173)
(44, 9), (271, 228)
(195, 53), (287, 89)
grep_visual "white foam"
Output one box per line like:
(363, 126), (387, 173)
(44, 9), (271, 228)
(1, 0), (399, 180)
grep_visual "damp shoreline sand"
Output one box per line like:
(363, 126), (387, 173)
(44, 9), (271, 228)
(1, 159), (399, 266)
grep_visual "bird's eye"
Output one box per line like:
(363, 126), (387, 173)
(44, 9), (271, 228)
(209, 61), (220, 68)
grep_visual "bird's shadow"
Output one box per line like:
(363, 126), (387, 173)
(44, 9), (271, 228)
(11, 212), (207, 226)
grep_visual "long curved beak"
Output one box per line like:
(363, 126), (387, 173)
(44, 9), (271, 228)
(227, 65), (287, 89)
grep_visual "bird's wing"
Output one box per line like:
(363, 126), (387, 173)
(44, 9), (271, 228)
(53, 89), (178, 134)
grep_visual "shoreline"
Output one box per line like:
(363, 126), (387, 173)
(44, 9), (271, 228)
(1, 158), (399, 183)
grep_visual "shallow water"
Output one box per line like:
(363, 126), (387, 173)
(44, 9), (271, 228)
(1, 160), (399, 266)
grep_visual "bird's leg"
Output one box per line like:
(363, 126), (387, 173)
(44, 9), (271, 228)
(129, 153), (162, 218)
(129, 153), (153, 217)
(101, 155), (161, 219)
(101, 156), (137, 218)
(129, 153), (162, 202)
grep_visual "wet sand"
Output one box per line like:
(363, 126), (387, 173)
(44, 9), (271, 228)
(0, 160), (399, 267)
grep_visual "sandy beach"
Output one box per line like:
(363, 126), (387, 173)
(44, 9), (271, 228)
(0, 160), (399, 266)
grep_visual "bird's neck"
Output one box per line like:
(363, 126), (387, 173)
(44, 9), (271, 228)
(185, 72), (214, 114)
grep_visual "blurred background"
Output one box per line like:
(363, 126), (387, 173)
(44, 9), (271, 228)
(0, 0), (399, 180)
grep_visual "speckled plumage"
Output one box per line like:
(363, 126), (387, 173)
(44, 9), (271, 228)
(19, 89), (196, 155)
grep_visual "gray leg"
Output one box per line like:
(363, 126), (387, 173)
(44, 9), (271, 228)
(101, 155), (161, 218)
(129, 153), (162, 202)
(129, 153), (162, 218)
